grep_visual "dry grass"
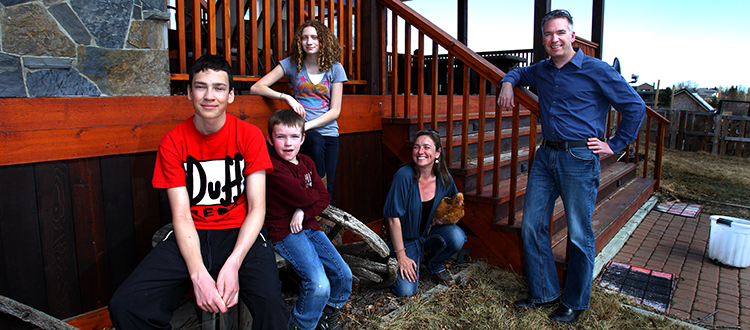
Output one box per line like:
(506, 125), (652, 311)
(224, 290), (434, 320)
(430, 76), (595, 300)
(640, 147), (750, 219)
(340, 262), (695, 329)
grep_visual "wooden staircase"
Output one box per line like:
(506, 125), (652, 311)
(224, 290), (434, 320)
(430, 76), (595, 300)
(382, 107), (658, 277)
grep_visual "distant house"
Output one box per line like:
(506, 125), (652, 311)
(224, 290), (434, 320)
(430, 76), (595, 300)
(673, 89), (715, 112)
(634, 83), (656, 105)
(696, 88), (718, 99)
(636, 83), (654, 92)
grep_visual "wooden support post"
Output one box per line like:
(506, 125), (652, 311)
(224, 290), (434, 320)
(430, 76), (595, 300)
(720, 115), (729, 156)
(591, 0), (604, 59)
(532, 0), (551, 64)
(669, 110), (680, 149)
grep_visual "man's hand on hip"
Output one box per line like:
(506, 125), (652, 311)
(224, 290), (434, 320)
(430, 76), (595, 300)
(588, 138), (613, 155)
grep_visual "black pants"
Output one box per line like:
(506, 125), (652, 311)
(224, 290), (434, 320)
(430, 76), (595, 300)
(109, 227), (290, 330)
(300, 130), (339, 198)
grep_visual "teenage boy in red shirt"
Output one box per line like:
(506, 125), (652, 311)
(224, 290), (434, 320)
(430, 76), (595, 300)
(109, 55), (290, 330)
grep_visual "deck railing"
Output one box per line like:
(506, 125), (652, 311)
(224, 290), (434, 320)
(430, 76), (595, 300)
(621, 106), (670, 190)
(167, 0), (361, 82)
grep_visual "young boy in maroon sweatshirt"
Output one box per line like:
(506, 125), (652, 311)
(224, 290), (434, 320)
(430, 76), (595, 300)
(265, 109), (352, 330)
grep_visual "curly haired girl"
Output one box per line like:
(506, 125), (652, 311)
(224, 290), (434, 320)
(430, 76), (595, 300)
(251, 20), (347, 199)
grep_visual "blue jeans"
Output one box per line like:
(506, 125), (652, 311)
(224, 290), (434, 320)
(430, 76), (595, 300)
(390, 224), (466, 297)
(300, 130), (338, 198)
(274, 229), (352, 330)
(521, 145), (599, 310)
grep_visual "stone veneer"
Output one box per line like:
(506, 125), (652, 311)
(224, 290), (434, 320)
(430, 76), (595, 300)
(0, 0), (170, 97)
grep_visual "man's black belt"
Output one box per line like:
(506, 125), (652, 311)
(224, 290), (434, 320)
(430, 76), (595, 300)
(541, 139), (589, 150)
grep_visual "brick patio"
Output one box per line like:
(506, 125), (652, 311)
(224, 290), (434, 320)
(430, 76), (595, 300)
(611, 210), (750, 329)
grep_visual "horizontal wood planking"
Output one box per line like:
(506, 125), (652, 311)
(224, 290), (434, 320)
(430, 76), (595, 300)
(0, 95), (389, 166)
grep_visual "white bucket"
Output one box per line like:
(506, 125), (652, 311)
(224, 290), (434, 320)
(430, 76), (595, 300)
(708, 215), (750, 268)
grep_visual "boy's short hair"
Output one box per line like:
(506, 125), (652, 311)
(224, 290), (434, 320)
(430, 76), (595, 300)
(268, 109), (305, 135)
(189, 54), (234, 91)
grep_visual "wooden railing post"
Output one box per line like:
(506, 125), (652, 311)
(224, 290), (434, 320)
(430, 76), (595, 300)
(430, 42), (439, 131)
(492, 99), (501, 197)
(654, 122), (665, 190)
(476, 79), (486, 195)
(390, 12), (398, 116)
(445, 55), (454, 166)
(192, 0), (201, 58)
(417, 32), (425, 131)
(508, 103), (520, 226)
(403, 23), (412, 118)
(460, 64), (469, 168)
(177, 0), (186, 73)
(642, 117), (651, 177)
(236, 0), (246, 75)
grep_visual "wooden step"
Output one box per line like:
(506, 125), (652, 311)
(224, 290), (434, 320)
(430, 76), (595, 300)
(446, 125), (541, 164)
(467, 156), (635, 235)
(450, 145), (532, 192)
(551, 176), (656, 267)
(466, 153), (621, 206)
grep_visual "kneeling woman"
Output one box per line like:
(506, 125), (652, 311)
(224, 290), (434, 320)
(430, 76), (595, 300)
(383, 129), (467, 297)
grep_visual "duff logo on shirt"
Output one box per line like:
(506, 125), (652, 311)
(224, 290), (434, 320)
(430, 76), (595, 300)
(185, 153), (245, 209)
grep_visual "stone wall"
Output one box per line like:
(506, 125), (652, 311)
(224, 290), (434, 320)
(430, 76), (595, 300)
(0, 0), (170, 97)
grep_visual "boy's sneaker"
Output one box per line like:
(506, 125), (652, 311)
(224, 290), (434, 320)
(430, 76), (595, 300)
(316, 305), (341, 330)
(435, 270), (456, 286)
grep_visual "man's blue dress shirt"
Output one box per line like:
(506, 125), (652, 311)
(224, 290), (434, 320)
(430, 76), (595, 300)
(502, 48), (645, 153)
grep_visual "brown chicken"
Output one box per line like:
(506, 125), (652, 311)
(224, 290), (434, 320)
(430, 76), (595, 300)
(432, 192), (464, 226)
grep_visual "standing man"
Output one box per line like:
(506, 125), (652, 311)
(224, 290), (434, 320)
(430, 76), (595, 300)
(497, 9), (645, 324)
(109, 54), (290, 330)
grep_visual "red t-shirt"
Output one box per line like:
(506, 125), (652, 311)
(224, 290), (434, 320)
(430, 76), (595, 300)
(152, 114), (273, 230)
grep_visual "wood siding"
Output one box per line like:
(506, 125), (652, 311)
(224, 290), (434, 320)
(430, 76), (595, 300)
(0, 95), (387, 167)
(0, 95), (387, 327)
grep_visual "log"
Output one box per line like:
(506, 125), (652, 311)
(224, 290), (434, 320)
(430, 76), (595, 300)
(341, 254), (388, 274)
(0, 295), (79, 330)
(351, 267), (383, 283)
(319, 205), (389, 258)
(378, 258), (399, 289)
(152, 223), (174, 248)
(275, 251), (290, 268)
(334, 241), (370, 256)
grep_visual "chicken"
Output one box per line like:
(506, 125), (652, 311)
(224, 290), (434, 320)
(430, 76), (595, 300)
(432, 192), (464, 226)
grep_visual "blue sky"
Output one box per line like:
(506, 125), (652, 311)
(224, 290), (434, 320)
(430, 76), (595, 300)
(404, 0), (749, 89)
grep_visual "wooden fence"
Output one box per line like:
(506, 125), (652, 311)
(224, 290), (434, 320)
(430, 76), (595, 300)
(650, 109), (750, 157)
